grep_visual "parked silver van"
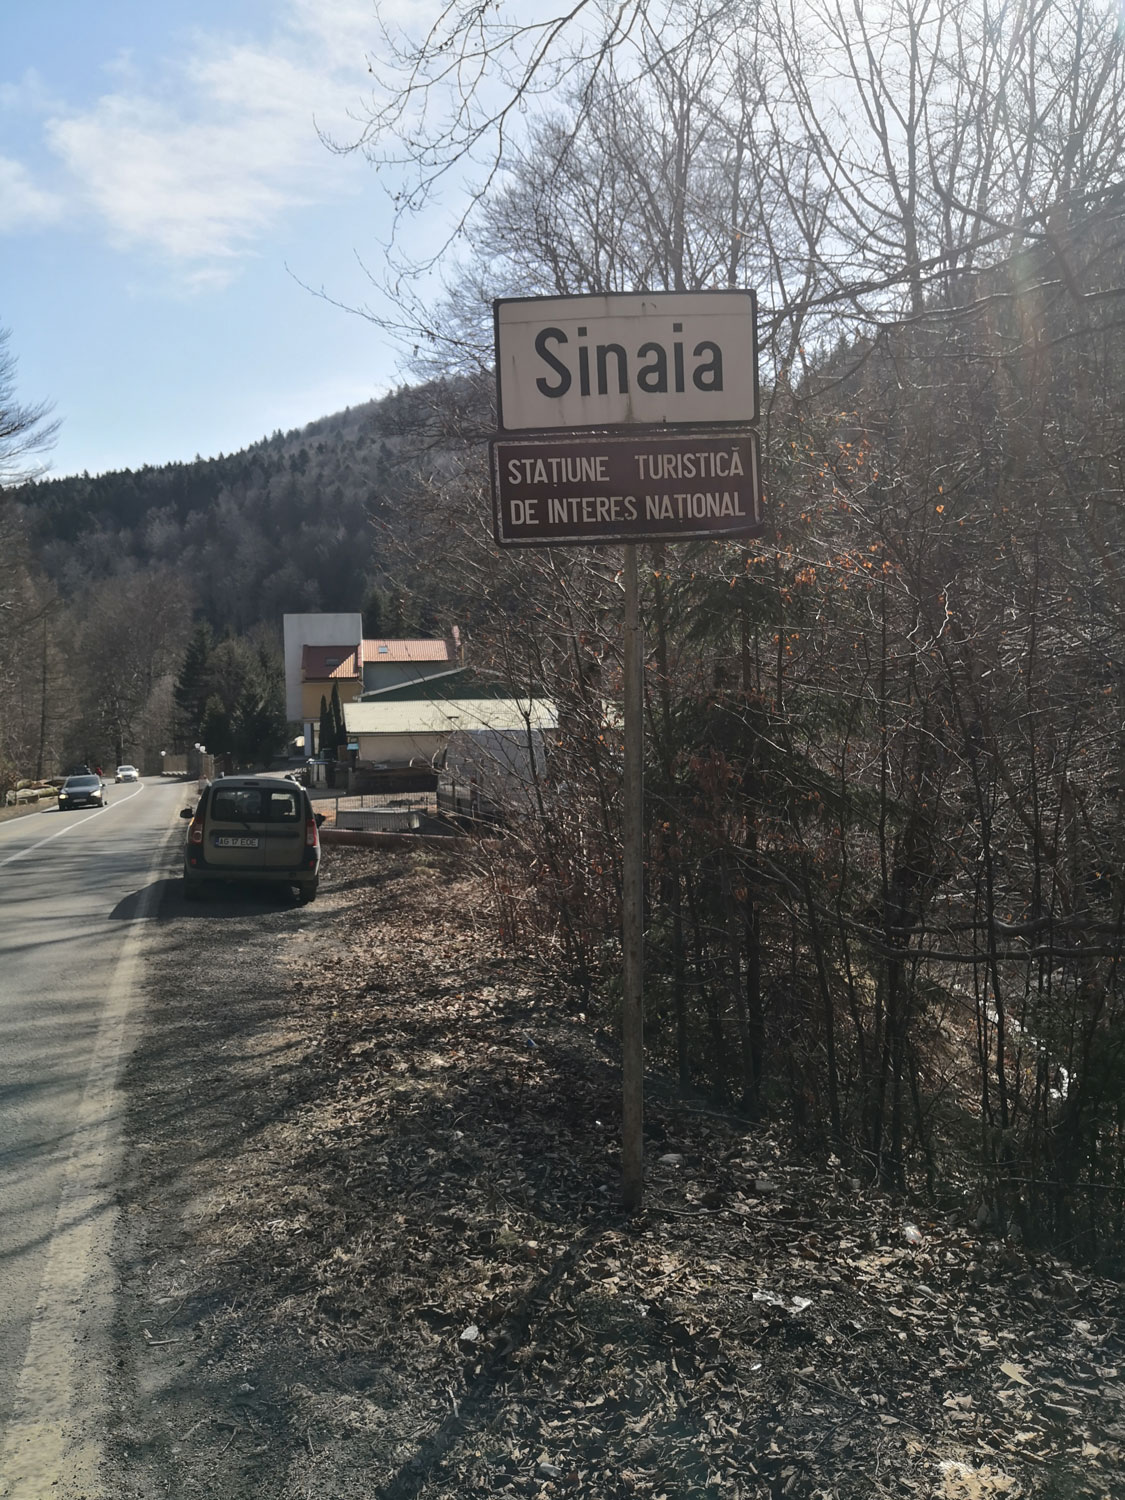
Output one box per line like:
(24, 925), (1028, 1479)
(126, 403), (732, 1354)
(181, 774), (324, 903)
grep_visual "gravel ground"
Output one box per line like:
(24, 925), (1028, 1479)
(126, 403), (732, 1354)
(103, 838), (1125, 1500)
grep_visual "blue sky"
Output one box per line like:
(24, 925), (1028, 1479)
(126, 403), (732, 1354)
(2, 1), (441, 479)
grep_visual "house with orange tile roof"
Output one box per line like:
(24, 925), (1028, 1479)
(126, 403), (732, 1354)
(283, 612), (463, 757)
(358, 628), (463, 697)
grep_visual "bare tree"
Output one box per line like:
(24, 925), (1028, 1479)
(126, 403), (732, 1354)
(0, 326), (57, 488)
(0, 327), (59, 791)
(68, 568), (192, 768)
(346, 0), (1125, 1260)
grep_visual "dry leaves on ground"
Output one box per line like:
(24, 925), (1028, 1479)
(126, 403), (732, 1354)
(129, 845), (1125, 1499)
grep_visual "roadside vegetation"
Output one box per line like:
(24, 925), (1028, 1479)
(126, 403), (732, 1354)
(343, 0), (1125, 1269)
(112, 846), (1125, 1500)
(3, 0), (1124, 1269)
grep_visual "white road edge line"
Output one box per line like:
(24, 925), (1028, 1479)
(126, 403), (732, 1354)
(0, 805), (176, 1500)
(0, 786), (146, 869)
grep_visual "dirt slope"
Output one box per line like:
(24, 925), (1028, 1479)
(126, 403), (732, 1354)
(106, 844), (1125, 1499)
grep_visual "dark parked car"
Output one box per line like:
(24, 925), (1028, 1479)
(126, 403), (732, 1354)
(181, 774), (324, 903)
(58, 774), (105, 809)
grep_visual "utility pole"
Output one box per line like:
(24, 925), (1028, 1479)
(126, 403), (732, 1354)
(36, 613), (48, 781)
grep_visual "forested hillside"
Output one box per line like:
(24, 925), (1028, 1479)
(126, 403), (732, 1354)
(13, 379), (487, 633)
(0, 375), (488, 779)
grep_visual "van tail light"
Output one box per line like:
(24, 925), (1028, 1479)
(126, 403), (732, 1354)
(189, 817), (204, 844)
(305, 816), (319, 849)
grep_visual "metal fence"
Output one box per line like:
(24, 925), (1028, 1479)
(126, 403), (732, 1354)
(316, 790), (436, 832)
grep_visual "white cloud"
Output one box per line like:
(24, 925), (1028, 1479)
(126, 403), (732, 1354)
(274, 0), (383, 76)
(0, 66), (59, 114)
(48, 94), (307, 265)
(39, 1), (378, 281)
(0, 154), (64, 233)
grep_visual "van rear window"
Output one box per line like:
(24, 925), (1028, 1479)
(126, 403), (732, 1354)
(211, 788), (300, 822)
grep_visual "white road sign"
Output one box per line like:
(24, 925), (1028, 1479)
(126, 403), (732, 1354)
(495, 290), (758, 432)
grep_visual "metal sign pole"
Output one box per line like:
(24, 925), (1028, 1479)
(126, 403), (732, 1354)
(621, 543), (645, 1211)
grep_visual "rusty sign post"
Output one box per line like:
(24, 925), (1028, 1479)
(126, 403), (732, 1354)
(490, 291), (762, 1212)
(621, 543), (645, 1210)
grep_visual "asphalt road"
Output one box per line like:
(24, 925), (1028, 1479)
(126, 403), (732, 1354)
(0, 777), (190, 1498)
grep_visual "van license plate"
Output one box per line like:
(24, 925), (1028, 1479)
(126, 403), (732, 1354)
(215, 835), (259, 848)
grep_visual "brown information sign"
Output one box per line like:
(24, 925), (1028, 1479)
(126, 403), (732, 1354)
(491, 427), (762, 547)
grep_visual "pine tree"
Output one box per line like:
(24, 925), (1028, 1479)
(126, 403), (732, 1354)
(318, 694), (334, 756)
(172, 621), (214, 749)
(200, 694), (231, 757)
(330, 681), (346, 755)
(362, 585), (386, 639)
